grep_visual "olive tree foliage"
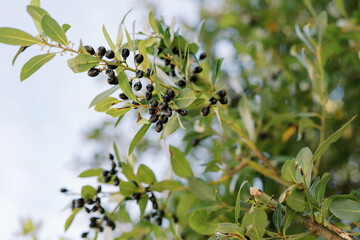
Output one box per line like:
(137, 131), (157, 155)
(2, 0), (360, 239)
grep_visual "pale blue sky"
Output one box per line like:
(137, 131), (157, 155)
(0, 1), (200, 239)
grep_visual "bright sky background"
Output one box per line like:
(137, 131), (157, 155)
(0, 1), (201, 239)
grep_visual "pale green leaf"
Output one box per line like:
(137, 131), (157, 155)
(188, 177), (215, 201)
(94, 97), (119, 112)
(242, 209), (267, 240)
(20, 53), (55, 81)
(169, 145), (193, 178)
(78, 168), (102, 178)
(41, 15), (67, 45)
(81, 185), (97, 200)
(315, 172), (330, 202)
(149, 180), (183, 192)
(161, 115), (179, 139)
(65, 208), (80, 231)
(137, 164), (156, 184)
(330, 199), (360, 222)
(118, 71), (137, 102)
(189, 210), (217, 235)
(88, 85), (119, 108)
(235, 180), (249, 224)
(102, 25), (115, 51)
(138, 40), (149, 69)
(173, 88), (196, 108)
(281, 160), (297, 182)
(119, 181), (138, 196)
(0, 27), (41, 46)
(128, 124), (151, 156)
(67, 54), (100, 73)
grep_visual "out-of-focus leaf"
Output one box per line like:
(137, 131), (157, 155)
(169, 145), (193, 178)
(78, 168), (102, 178)
(88, 85), (119, 108)
(128, 124), (151, 156)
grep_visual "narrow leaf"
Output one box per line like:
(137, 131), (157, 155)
(128, 124), (151, 156)
(67, 54), (99, 73)
(106, 107), (132, 118)
(283, 207), (295, 235)
(150, 180), (183, 192)
(169, 145), (193, 178)
(12, 46), (29, 66)
(315, 172), (330, 202)
(235, 181), (249, 224)
(188, 177), (215, 201)
(119, 181), (138, 196)
(88, 85), (119, 108)
(78, 168), (102, 178)
(0, 27), (41, 46)
(161, 114), (179, 138)
(41, 15), (67, 45)
(94, 97), (119, 112)
(173, 88), (196, 108)
(118, 71), (137, 102)
(273, 203), (282, 233)
(138, 40), (150, 69)
(102, 25), (115, 51)
(211, 58), (224, 85)
(20, 53), (56, 81)
(65, 208), (80, 231)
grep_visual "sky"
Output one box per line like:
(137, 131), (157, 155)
(0, 1), (201, 239)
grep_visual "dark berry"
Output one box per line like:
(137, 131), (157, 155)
(146, 68), (153, 76)
(170, 64), (175, 70)
(194, 66), (203, 73)
(201, 106), (210, 116)
(85, 207), (91, 213)
(136, 69), (144, 78)
(149, 100), (159, 108)
(131, 180), (139, 187)
(162, 95), (171, 103)
(177, 79), (186, 87)
(199, 52), (207, 60)
(159, 210), (165, 217)
(81, 232), (89, 238)
(149, 114), (159, 123)
(156, 217), (162, 225)
(111, 161), (116, 169)
(209, 97), (217, 105)
(146, 84), (154, 92)
(106, 69), (115, 77)
(60, 188), (68, 193)
(97, 46), (106, 58)
(217, 90), (226, 98)
(121, 48), (130, 59)
(107, 76), (118, 85)
(132, 101), (140, 106)
(150, 194), (156, 202)
(88, 68), (100, 77)
(189, 74), (197, 82)
(113, 177), (120, 186)
(149, 107), (156, 115)
(164, 108), (172, 117)
(134, 53), (144, 64)
(71, 200), (76, 210)
(105, 49), (115, 59)
(119, 93), (128, 100)
(143, 215), (151, 221)
(178, 108), (187, 116)
(102, 170), (110, 177)
(145, 92), (152, 101)
(220, 97), (228, 104)
(133, 193), (141, 200)
(192, 138), (200, 146)
(108, 153), (114, 160)
(84, 45), (95, 55)
(134, 81), (142, 91)
(172, 214), (179, 223)
(172, 47), (179, 55)
(155, 122), (163, 132)
(90, 217), (98, 223)
(92, 206), (98, 212)
(169, 70), (176, 77)
(107, 63), (118, 69)
(164, 59), (171, 65)
(110, 168), (117, 175)
(104, 175), (111, 183)
(98, 226), (104, 232)
(153, 201), (158, 209)
(99, 207), (105, 214)
(159, 102), (168, 110)
(160, 115), (168, 124)
(166, 88), (175, 99)
(95, 197), (101, 207)
(86, 199), (94, 205)
(96, 185), (102, 193)
(76, 198), (85, 208)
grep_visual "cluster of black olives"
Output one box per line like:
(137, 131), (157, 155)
(147, 88), (187, 133)
(101, 153), (120, 186)
(201, 90), (228, 116)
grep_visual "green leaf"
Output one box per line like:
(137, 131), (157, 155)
(148, 11), (159, 33)
(216, 223), (246, 238)
(309, 116), (356, 167)
(62, 24), (71, 33)
(137, 164), (156, 184)
(150, 180), (183, 192)
(124, 27), (133, 51)
(12, 45), (29, 66)
(88, 85), (119, 108)
(115, 23), (123, 53)
(67, 54), (100, 73)
(235, 180), (249, 224)
(189, 209), (218, 235)
(283, 207), (295, 235)
(0, 27), (41, 46)
(242, 209), (267, 240)
(113, 142), (121, 164)
(169, 145), (193, 178)
(297, 117), (317, 140)
(119, 181), (138, 196)
(161, 115), (179, 139)
(26, 5), (48, 34)
(106, 107), (132, 118)
(330, 199), (360, 222)
(78, 168), (102, 178)
(286, 189), (308, 212)
(65, 208), (80, 231)
(94, 97), (119, 112)
(322, 194), (359, 218)
(41, 15), (67, 45)
(188, 177), (215, 201)
(81, 185), (97, 200)
(309, 176), (320, 198)
(316, 11), (327, 45)
(102, 25), (115, 51)
(138, 194), (148, 218)
(138, 40), (149, 69)
(128, 124), (151, 156)
(315, 172), (330, 202)
(118, 71), (137, 102)
(121, 162), (137, 181)
(20, 53), (56, 81)
(334, 0), (348, 17)
(211, 58), (224, 85)
(273, 203), (282, 233)
(281, 160), (297, 182)
(173, 88), (196, 108)
(295, 147), (313, 186)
